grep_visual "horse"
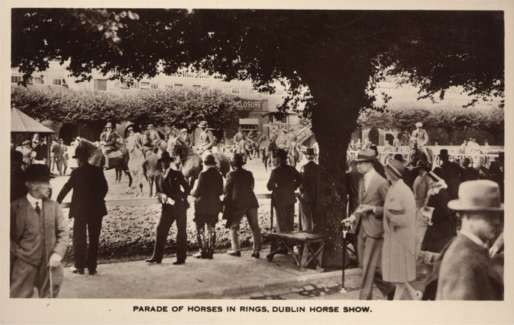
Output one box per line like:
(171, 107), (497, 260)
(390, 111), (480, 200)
(127, 146), (146, 196)
(171, 144), (231, 188)
(77, 138), (133, 187)
(143, 148), (162, 197)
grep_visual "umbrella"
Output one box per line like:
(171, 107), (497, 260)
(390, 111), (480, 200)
(11, 108), (55, 134)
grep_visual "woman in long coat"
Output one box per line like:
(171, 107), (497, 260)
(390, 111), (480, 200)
(382, 159), (421, 300)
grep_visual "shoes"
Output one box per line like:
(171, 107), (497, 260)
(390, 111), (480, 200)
(72, 267), (85, 274)
(227, 251), (241, 257)
(89, 269), (97, 275)
(387, 289), (396, 300)
(251, 252), (260, 259)
(145, 258), (162, 264)
(173, 260), (185, 265)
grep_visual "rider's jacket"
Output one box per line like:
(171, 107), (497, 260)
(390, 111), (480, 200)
(199, 129), (216, 151)
(411, 128), (429, 146)
(100, 130), (121, 151)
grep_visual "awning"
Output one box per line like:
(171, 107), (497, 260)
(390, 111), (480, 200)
(11, 108), (55, 133)
(239, 118), (260, 125)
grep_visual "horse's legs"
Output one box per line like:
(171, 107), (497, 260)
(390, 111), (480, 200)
(125, 169), (133, 188)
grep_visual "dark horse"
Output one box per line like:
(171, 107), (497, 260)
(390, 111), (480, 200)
(77, 138), (133, 187)
(173, 145), (231, 187)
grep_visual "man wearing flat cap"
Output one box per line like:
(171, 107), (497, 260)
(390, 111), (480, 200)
(343, 149), (395, 300)
(11, 164), (68, 298)
(56, 145), (108, 275)
(436, 180), (503, 300)
(147, 152), (190, 265)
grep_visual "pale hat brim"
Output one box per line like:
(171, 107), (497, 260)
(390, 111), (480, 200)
(448, 200), (504, 212)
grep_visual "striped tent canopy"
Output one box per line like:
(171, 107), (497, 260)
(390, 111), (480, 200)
(11, 107), (54, 133)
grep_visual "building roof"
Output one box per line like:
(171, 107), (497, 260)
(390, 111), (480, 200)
(11, 107), (55, 133)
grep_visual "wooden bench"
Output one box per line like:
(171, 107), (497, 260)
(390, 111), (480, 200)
(263, 231), (326, 269)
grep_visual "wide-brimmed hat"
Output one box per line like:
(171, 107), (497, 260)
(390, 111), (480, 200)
(73, 145), (90, 160)
(25, 164), (51, 183)
(231, 153), (246, 167)
(105, 122), (113, 128)
(386, 159), (406, 178)
(415, 122), (423, 127)
(198, 121), (208, 128)
(158, 151), (174, 164)
(203, 154), (216, 166)
(448, 180), (503, 212)
(354, 149), (377, 163)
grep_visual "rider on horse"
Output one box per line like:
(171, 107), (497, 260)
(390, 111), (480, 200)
(99, 122), (122, 168)
(143, 123), (161, 154)
(124, 123), (143, 152)
(197, 120), (217, 157)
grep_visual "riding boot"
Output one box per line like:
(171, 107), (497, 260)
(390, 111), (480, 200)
(207, 228), (216, 259)
(195, 228), (206, 258)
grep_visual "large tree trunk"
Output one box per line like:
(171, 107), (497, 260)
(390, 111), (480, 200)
(306, 60), (372, 268)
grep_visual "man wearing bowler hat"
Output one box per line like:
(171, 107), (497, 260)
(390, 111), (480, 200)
(436, 180), (504, 300)
(147, 152), (190, 265)
(343, 149), (395, 300)
(56, 145), (108, 275)
(11, 164), (68, 297)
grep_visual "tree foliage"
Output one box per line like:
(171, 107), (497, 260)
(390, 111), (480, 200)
(11, 85), (240, 131)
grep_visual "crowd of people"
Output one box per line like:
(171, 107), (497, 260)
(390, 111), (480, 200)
(10, 120), (504, 301)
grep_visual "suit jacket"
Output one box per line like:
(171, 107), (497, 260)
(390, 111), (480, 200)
(157, 168), (190, 208)
(224, 168), (259, 215)
(413, 174), (430, 208)
(56, 163), (108, 219)
(434, 162), (463, 200)
(267, 164), (302, 207)
(436, 234), (503, 300)
(11, 197), (68, 266)
(355, 170), (389, 238)
(192, 167), (223, 215)
(299, 161), (320, 204)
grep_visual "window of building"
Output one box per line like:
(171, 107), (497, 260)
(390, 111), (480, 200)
(232, 88), (239, 94)
(174, 83), (183, 87)
(151, 83), (159, 89)
(53, 79), (62, 86)
(33, 76), (44, 84)
(93, 79), (108, 91)
(140, 81), (150, 89)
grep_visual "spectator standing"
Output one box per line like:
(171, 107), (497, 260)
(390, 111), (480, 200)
(461, 157), (479, 182)
(382, 159), (420, 300)
(10, 164), (68, 297)
(433, 149), (462, 200)
(11, 149), (26, 202)
(191, 154), (223, 259)
(298, 148), (320, 232)
(56, 146), (108, 275)
(436, 180), (503, 300)
(412, 160), (432, 254)
(147, 152), (190, 265)
(223, 154), (261, 258)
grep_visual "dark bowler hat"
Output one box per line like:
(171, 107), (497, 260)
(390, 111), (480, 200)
(25, 164), (51, 183)
(386, 159), (406, 178)
(158, 151), (174, 164)
(448, 180), (503, 212)
(231, 153), (246, 167)
(354, 149), (377, 163)
(73, 145), (90, 160)
(203, 154), (217, 166)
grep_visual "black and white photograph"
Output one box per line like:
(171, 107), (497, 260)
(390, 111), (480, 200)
(2, 1), (513, 324)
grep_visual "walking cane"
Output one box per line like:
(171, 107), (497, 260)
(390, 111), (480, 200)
(340, 224), (348, 293)
(48, 265), (53, 299)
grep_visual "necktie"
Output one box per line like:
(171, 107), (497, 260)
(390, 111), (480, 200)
(35, 202), (41, 215)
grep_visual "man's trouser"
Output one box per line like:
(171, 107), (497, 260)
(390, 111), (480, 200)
(151, 204), (188, 262)
(230, 208), (261, 254)
(299, 199), (315, 232)
(73, 216), (103, 272)
(357, 229), (394, 300)
(10, 258), (63, 298)
(270, 204), (295, 253)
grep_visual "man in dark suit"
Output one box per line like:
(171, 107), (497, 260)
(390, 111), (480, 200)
(267, 149), (302, 232)
(433, 149), (463, 200)
(11, 149), (26, 202)
(343, 149), (394, 300)
(146, 152), (190, 265)
(11, 164), (68, 298)
(56, 145), (108, 275)
(298, 148), (320, 232)
(224, 153), (261, 258)
(436, 180), (503, 300)
(191, 154), (223, 259)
